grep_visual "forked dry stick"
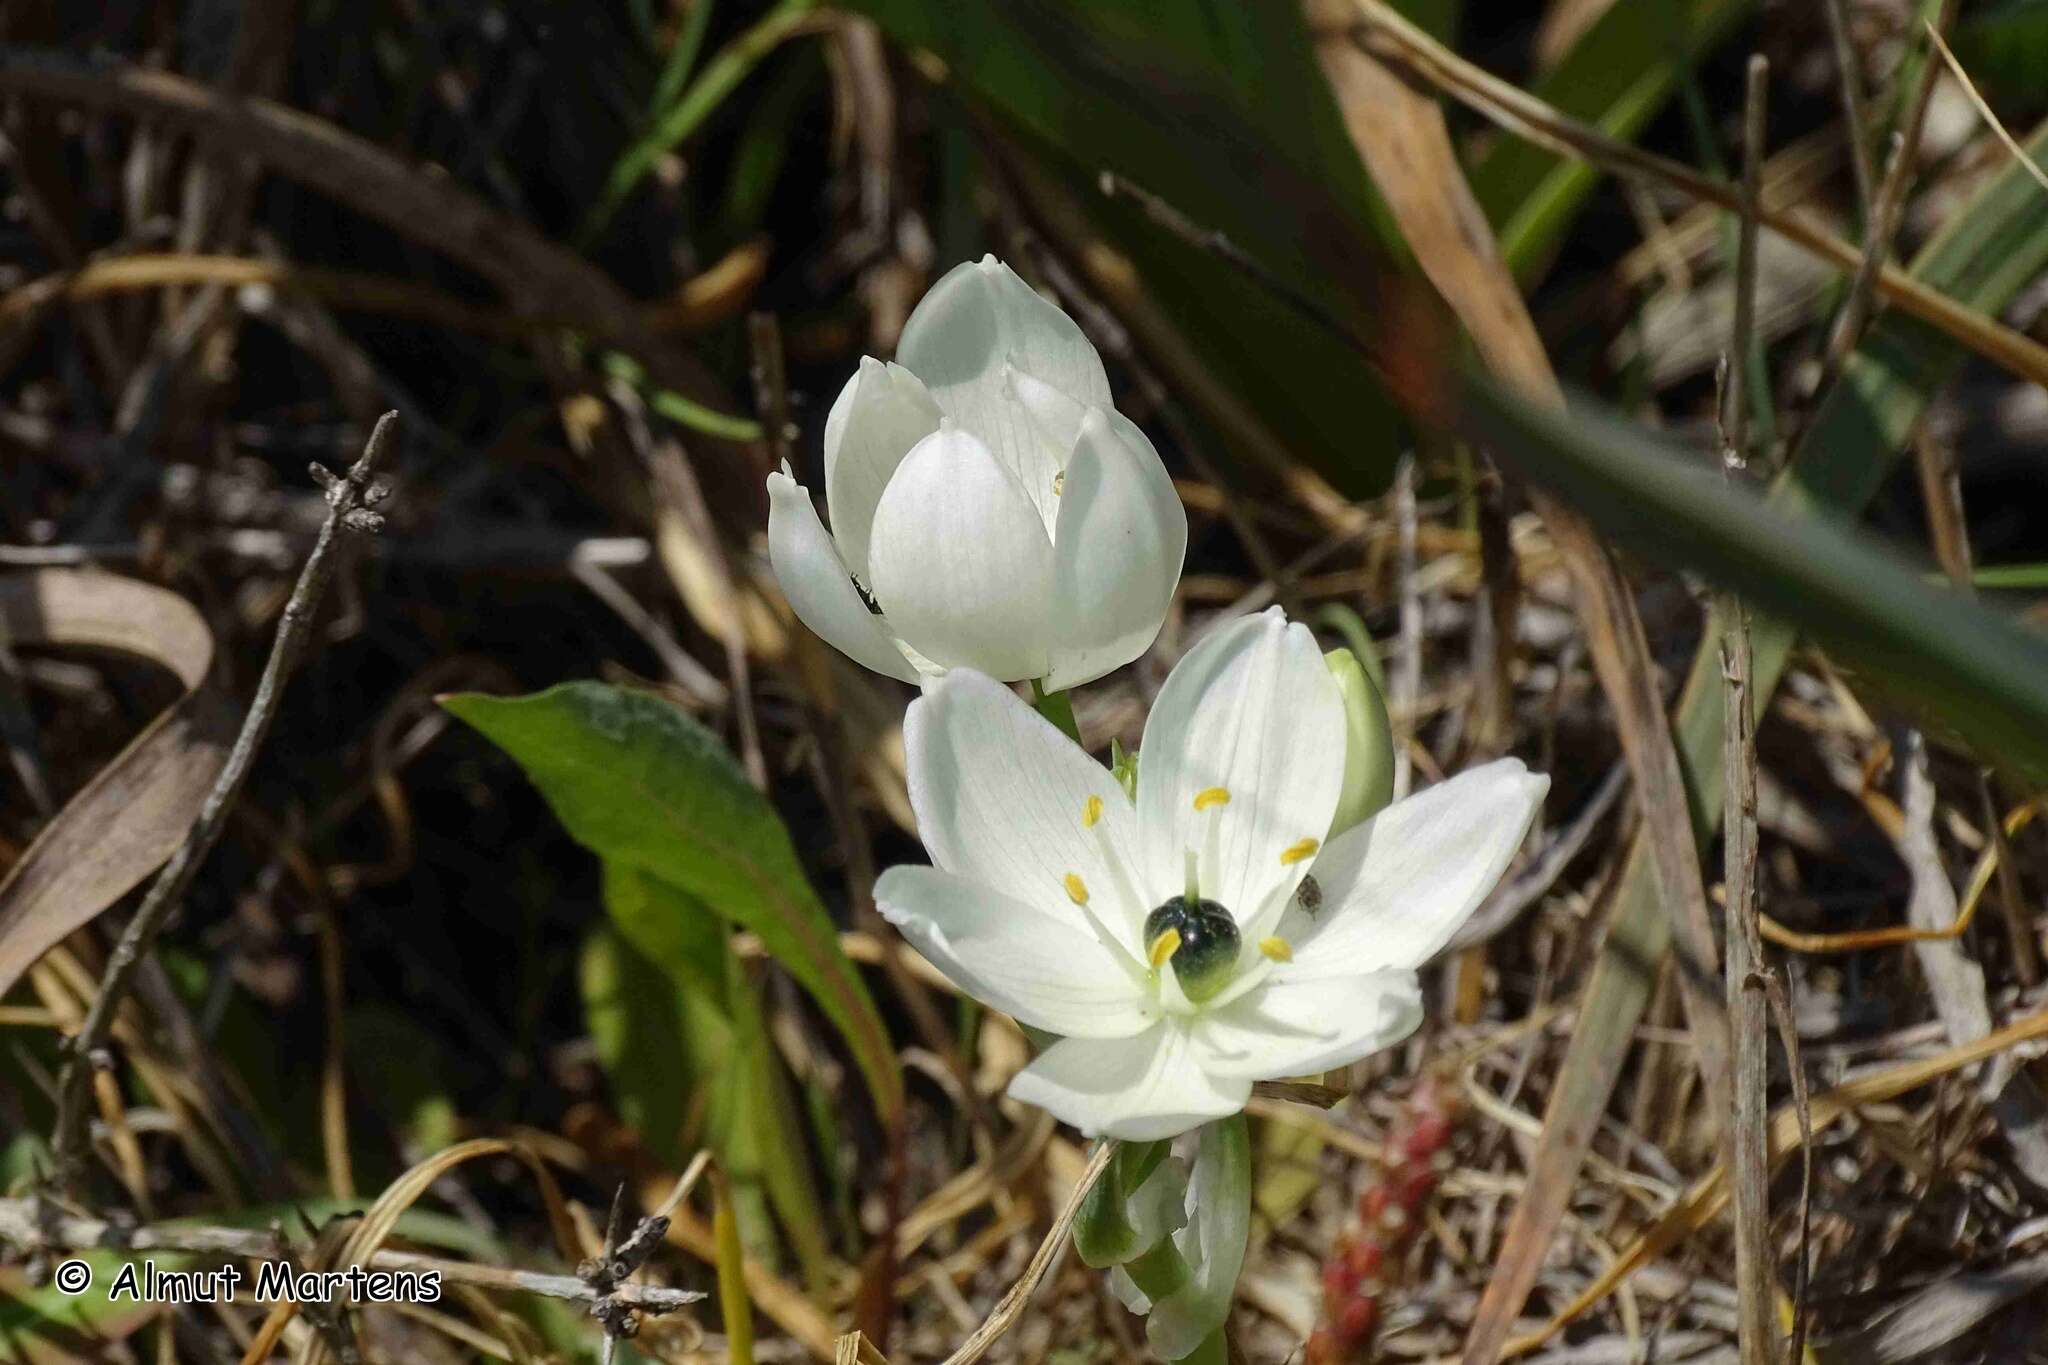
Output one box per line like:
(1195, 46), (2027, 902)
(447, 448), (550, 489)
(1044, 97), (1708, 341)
(49, 412), (399, 1195)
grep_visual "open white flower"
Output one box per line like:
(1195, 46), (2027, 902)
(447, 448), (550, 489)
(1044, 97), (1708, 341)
(766, 255), (1186, 690)
(875, 607), (1549, 1140)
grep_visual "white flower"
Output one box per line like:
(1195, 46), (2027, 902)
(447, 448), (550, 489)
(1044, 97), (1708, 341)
(874, 607), (1549, 1140)
(766, 255), (1186, 690)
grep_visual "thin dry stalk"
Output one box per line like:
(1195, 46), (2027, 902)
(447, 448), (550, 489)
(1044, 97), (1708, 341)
(1721, 57), (1775, 1365)
(1816, 10), (1943, 391)
(1924, 19), (2048, 197)
(50, 412), (399, 1194)
(1821, 0), (1875, 219)
(933, 1140), (1115, 1365)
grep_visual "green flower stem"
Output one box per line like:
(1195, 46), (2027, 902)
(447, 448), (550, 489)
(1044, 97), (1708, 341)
(1029, 680), (1081, 744)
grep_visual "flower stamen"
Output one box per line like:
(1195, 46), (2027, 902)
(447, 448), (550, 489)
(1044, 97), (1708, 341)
(1064, 873), (1090, 906)
(1259, 936), (1293, 962)
(1193, 786), (1231, 811)
(1082, 795), (1103, 829)
(1280, 837), (1319, 865)
(1149, 927), (1184, 969)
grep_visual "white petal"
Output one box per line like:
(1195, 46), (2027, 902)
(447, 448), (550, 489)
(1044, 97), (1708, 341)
(1135, 608), (1347, 918)
(765, 471), (920, 684)
(867, 426), (1055, 680)
(1187, 970), (1421, 1080)
(1000, 364), (1085, 533)
(898, 257), (1111, 518)
(874, 865), (1153, 1038)
(905, 668), (1148, 945)
(822, 358), (943, 585)
(1286, 759), (1550, 979)
(1043, 408), (1187, 692)
(1008, 1024), (1248, 1140)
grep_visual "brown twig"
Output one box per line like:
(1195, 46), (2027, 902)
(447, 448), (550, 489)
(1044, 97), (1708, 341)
(50, 412), (400, 1195)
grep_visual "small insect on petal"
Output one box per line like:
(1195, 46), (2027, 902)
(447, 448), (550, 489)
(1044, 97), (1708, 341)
(1259, 936), (1294, 963)
(1280, 837), (1320, 865)
(1082, 795), (1103, 829)
(1193, 786), (1231, 812)
(1064, 873), (1090, 906)
(1149, 927), (1183, 968)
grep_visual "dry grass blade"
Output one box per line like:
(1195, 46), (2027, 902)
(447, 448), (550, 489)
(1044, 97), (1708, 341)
(289, 1136), (582, 1365)
(1507, 1002), (2048, 1354)
(1305, 9), (1730, 1359)
(1896, 734), (2048, 1187)
(931, 1139), (1114, 1365)
(1814, 1255), (2048, 1362)
(1341, 0), (2048, 392)
(0, 571), (231, 998)
(0, 52), (741, 433)
(1923, 20), (2048, 198)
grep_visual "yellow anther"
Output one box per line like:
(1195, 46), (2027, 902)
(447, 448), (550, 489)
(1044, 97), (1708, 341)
(1259, 936), (1294, 963)
(1064, 873), (1090, 906)
(1193, 786), (1231, 812)
(1052, 470), (1066, 495)
(1279, 837), (1320, 865)
(1149, 927), (1183, 969)
(1082, 795), (1103, 829)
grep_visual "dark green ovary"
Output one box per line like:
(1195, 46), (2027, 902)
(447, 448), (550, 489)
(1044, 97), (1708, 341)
(1144, 897), (1240, 1002)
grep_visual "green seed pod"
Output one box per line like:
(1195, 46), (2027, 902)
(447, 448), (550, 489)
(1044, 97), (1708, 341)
(1325, 647), (1394, 837)
(1144, 898), (1241, 1002)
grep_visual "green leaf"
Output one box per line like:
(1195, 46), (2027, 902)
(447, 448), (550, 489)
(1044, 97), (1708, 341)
(587, 884), (831, 1289)
(580, 0), (818, 243)
(581, 924), (698, 1163)
(841, 0), (1408, 491)
(1471, 0), (1756, 280)
(443, 682), (903, 1122)
(1075, 1140), (1179, 1268)
(1144, 1116), (1250, 1362)
(1457, 371), (2048, 783)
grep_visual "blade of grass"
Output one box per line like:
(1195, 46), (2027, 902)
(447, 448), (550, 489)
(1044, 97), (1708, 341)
(579, 0), (818, 245)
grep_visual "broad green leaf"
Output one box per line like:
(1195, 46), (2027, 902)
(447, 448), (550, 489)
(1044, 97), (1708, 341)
(1471, 0), (1756, 280)
(840, 0), (1408, 491)
(581, 924), (697, 1164)
(443, 682), (903, 1122)
(584, 894), (829, 1288)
